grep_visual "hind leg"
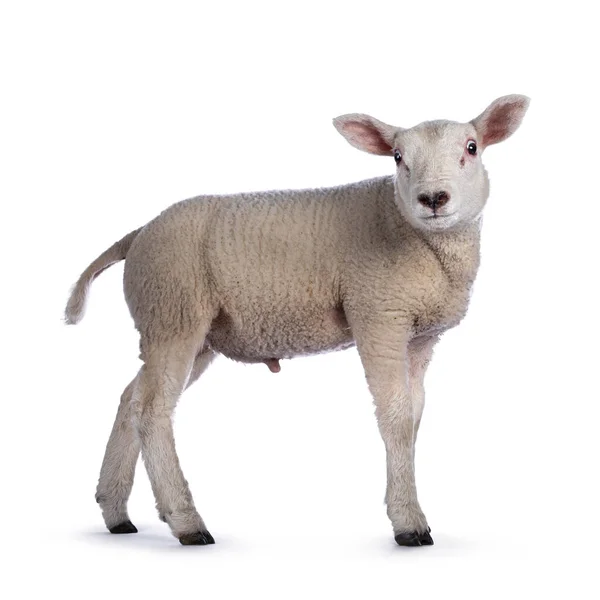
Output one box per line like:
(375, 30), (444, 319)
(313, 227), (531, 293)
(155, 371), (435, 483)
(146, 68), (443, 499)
(133, 336), (214, 544)
(96, 348), (216, 534)
(96, 376), (141, 533)
(186, 348), (217, 389)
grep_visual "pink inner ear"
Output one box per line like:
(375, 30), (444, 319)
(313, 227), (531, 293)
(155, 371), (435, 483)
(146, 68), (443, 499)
(482, 101), (525, 146)
(344, 121), (393, 154)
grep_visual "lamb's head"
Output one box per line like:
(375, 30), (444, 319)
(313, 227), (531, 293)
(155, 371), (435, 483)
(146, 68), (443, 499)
(333, 95), (529, 232)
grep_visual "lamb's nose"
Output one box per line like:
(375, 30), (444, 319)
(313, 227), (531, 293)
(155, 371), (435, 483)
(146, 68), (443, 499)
(418, 191), (451, 209)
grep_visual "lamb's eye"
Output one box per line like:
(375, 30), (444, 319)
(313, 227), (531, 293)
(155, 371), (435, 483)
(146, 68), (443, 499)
(467, 140), (477, 155)
(394, 149), (402, 163)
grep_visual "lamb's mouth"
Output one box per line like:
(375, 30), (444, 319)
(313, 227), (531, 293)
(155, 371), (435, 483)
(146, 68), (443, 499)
(422, 212), (457, 220)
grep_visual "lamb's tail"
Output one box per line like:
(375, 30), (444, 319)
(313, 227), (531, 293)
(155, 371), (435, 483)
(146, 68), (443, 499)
(64, 227), (143, 325)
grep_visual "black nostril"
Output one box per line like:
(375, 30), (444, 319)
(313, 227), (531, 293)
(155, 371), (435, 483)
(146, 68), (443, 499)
(418, 193), (434, 208)
(419, 191), (450, 210)
(435, 191), (450, 207)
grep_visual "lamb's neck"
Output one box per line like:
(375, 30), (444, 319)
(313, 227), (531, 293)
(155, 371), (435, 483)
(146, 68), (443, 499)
(419, 219), (482, 289)
(372, 178), (482, 288)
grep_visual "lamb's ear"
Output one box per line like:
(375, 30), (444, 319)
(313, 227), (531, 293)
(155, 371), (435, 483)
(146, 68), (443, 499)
(333, 113), (398, 156)
(471, 95), (530, 148)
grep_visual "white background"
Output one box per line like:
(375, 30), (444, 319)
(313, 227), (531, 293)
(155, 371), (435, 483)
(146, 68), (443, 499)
(1, 1), (599, 598)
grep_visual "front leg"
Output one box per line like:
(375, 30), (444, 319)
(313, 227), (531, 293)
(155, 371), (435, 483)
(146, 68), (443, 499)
(352, 317), (433, 546)
(408, 335), (439, 439)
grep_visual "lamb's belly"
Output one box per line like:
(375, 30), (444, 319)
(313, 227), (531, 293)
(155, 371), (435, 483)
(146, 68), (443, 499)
(207, 306), (354, 363)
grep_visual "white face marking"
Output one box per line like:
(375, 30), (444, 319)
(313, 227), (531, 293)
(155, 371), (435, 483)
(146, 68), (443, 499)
(392, 121), (490, 232)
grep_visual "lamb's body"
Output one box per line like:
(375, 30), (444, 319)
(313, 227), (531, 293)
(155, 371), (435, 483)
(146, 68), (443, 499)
(66, 95), (528, 547)
(125, 176), (477, 364)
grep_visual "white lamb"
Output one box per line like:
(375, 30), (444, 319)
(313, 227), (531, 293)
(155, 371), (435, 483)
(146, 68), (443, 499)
(65, 95), (529, 546)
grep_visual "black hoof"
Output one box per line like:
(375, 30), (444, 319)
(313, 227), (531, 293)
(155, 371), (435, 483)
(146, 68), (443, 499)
(419, 530), (434, 545)
(395, 529), (434, 547)
(179, 530), (215, 546)
(109, 520), (138, 534)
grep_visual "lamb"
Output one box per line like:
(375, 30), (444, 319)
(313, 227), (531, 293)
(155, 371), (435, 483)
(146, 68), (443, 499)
(65, 95), (529, 547)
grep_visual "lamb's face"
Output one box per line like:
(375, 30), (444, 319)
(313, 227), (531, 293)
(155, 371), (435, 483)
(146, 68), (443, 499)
(333, 95), (529, 234)
(392, 121), (490, 232)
